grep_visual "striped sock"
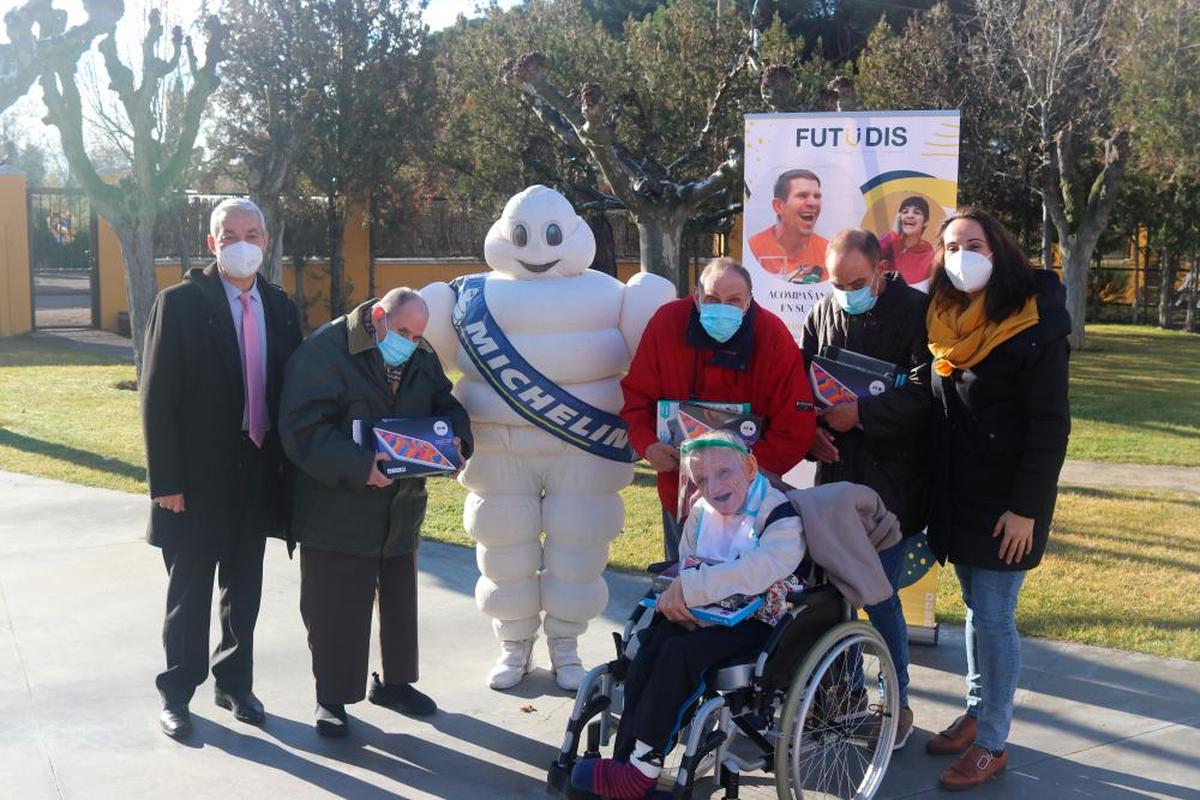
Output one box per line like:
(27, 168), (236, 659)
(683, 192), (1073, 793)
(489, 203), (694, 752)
(571, 757), (657, 799)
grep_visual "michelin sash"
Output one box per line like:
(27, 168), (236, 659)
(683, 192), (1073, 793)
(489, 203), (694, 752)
(450, 273), (636, 462)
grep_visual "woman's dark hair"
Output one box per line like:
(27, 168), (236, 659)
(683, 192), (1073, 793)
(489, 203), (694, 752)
(898, 195), (930, 220)
(928, 207), (1038, 322)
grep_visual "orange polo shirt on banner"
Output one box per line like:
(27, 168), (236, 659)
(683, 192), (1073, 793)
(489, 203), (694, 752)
(748, 227), (829, 283)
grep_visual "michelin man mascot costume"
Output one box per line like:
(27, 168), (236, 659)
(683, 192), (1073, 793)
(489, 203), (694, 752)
(421, 186), (673, 691)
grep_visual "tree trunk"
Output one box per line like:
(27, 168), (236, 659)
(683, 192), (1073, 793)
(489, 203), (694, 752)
(255, 192), (286, 285)
(1041, 202), (1053, 269)
(173, 198), (190, 278)
(634, 208), (688, 296)
(1187, 252), (1197, 334)
(1061, 239), (1088, 350)
(116, 213), (159, 379)
(586, 212), (617, 277)
(1159, 250), (1176, 329)
(1131, 233), (1140, 325)
(293, 254), (311, 335)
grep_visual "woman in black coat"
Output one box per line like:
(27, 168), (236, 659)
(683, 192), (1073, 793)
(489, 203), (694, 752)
(923, 208), (1070, 791)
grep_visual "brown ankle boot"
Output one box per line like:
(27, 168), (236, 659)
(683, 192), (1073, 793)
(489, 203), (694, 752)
(938, 745), (1007, 790)
(926, 713), (977, 755)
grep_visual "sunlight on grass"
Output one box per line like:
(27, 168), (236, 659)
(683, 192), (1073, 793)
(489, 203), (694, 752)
(935, 486), (1200, 660)
(1069, 325), (1200, 466)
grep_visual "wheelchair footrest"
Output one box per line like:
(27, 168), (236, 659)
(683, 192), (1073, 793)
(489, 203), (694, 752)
(547, 761), (570, 795)
(546, 760), (607, 800)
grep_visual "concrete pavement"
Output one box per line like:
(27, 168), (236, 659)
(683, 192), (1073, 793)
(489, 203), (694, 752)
(0, 470), (1197, 800)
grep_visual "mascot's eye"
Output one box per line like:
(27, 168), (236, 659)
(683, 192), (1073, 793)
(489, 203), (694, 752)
(512, 224), (528, 247)
(546, 223), (563, 246)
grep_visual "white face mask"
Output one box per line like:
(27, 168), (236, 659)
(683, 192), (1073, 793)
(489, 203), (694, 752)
(217, 240), (263, 279)
(943, 249), (993, 293)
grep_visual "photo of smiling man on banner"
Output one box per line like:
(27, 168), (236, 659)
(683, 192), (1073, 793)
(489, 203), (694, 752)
(747, 168), (829, 284)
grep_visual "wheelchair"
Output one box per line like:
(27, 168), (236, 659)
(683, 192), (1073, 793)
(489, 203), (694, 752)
(546, 562), (899, 800)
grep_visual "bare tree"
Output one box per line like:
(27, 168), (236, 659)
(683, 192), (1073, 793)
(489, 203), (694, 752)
(211, 0), (322, 284)
(975, 0), (1127, 349)
(0, 0), (122, 111)
(500, 51), (746, 294)
(39, 10), (224, 373)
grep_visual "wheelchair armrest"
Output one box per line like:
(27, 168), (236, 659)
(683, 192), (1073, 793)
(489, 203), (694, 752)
(754, 583), (846, 679)
(786, 583), (840, 606)
(646, 560), (674, 575)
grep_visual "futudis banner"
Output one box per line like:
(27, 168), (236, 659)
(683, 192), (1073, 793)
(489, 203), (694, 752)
(742, 110), (961, 342)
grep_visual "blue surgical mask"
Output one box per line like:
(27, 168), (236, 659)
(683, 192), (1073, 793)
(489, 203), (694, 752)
(378, 330), (417, 366)
(833, 284), (878, 315)
(699, 303), (744, 343)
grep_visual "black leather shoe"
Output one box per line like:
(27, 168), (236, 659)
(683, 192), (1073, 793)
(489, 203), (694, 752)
(160, 705), (193, 739)
(315, 702), (349, 737)
(368, 672), (437, 716)
(214, 689), (266, 725)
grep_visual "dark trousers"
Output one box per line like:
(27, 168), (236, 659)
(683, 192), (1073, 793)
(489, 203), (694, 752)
(299, 546), (419, 706)
(661, 508), (683, 562)
(615, 615), (772, 757)
(156, 533), (267, 706)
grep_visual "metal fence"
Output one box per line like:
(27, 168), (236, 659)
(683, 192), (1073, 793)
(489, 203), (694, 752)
(152, 193), (333, 263)
(152, 194), (721, 267)
(27, 187), (95, 273)
(1086, 236), (1199, 326)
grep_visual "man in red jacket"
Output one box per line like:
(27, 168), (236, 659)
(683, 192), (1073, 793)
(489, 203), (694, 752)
(621, 257), (817, 560)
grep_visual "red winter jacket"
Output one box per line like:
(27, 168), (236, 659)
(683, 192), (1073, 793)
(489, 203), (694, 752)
(621, 298), (817, 513)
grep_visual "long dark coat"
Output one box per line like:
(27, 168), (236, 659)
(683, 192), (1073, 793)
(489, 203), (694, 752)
(928, 270), (1071, 571)
(800, 274), (932, 537)
(140, 263), (303, 557)
(279, 299), (474, 559)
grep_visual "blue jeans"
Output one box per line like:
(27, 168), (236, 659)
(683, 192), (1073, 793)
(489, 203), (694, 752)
(956, 564), (1026, 752)
(863, 541), (911, 707)
(850, 541), (912, 706)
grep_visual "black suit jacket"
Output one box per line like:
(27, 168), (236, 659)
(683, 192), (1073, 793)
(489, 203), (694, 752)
(141, 263), (302, 557)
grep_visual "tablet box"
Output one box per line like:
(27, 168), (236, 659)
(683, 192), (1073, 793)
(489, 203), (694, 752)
(352, 417), (461, 478)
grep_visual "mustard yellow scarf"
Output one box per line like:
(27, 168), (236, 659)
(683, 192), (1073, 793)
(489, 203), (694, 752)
(927, 291), (1039, 377)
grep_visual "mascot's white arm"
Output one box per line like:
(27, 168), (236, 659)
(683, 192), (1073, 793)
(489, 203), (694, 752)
(419, 281), (460, 373)
(619, 272), (675, 356)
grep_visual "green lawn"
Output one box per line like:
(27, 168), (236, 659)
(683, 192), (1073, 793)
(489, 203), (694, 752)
(1068, 324), (1200, 466)
(1, 327), (1198, 659)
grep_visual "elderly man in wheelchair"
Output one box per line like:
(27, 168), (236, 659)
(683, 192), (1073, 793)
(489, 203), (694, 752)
(547, 430), (902, 800)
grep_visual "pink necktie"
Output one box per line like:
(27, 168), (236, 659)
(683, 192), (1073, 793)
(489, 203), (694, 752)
(239, 292), (267, 448)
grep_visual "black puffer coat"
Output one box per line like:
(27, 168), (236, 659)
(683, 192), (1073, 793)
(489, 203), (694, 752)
(928, 270), (1071, 571)
(800, 274), (932, 536)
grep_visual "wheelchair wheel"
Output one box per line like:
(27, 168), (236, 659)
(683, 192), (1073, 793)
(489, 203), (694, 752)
(773, 622), (898, 800)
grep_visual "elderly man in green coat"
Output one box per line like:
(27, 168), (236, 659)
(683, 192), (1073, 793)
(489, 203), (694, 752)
(280, 287), (473, 737)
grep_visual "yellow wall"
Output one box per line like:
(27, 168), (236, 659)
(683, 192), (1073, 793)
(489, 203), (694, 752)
(0, 169), (31, 336)
(96, 215), (127, 333)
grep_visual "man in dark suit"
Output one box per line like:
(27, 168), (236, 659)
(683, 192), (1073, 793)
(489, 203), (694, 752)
(141, 198), (302, 739)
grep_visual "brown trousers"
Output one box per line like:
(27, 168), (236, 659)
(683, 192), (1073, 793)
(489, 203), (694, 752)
(299, 546), (419, 705)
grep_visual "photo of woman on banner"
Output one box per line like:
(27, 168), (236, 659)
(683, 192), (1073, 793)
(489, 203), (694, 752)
(879, 195), (936, 288)
(747, 168), (828, 283)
